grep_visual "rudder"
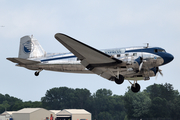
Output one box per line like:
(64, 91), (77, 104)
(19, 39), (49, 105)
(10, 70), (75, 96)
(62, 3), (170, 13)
(18, 35), (46, 59)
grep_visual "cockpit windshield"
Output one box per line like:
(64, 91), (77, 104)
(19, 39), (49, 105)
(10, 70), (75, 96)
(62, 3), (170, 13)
(158, 49), (166, 53)
(154, 49), (166, 53)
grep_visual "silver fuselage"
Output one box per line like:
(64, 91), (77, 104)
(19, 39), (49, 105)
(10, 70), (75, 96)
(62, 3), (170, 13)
(17, 46), (173, 80)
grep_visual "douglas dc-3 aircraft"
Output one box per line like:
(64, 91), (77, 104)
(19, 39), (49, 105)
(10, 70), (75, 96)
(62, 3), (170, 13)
(7, 33), (174, 92)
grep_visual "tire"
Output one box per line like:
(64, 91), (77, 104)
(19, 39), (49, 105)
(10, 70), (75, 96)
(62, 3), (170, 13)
(131, 83), (141, 93)
(34, 72), (39, 76)
(115, 75), (124, 84)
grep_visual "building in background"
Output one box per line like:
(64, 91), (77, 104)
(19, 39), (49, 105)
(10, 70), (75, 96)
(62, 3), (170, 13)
(56, 109), (91, 120)
(12, 108), (55, 120)
(0, 111), (15, 120)
(0, 108), (91, 120)
(50, 110), (61, 119)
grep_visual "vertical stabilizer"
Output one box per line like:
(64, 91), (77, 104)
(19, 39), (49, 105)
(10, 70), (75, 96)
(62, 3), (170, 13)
(18, 35), (46, 59)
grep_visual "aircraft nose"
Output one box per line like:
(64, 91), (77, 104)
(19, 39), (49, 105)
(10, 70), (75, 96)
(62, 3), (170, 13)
(162, 53), (174, 65)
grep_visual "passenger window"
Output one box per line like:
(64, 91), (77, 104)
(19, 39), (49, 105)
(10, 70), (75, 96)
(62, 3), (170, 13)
(133, 53), (137, 56)
(125, 54), (129, 56)
(117, 54), (121, 57)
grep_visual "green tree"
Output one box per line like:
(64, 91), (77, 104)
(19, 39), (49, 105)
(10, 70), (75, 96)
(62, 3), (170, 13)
(169, 96), (180, 119)
(11, 101), (24, 111)
(41, 87), (76, 109)
(97, 111), (113, 120)
(92, 89), (113, 119)
(145, 83), (179, 119)
(41, 87), (92, 110)
(110, 95), (126, 120)
(22, 101), (42, 108)
(92, 89), (125, 120)
(74, 88), (92, 109)
(0, 94), (22, 113)
(146, 83), (178, 101)
(124, 87), (151, 119)
(0, 100), (10, 111)
(0, 94), (5, 104)
(150, 97), (169, 118)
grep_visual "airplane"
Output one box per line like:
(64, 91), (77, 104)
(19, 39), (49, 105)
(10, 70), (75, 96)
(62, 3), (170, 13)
(7, 33), (174, 93)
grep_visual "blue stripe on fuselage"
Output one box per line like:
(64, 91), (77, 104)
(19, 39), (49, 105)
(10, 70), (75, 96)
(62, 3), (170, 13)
(40, 47), (171, 65)
(41, 55), (76, 62)
(125, 47), (167, 58)
(125, 47), (163, 54)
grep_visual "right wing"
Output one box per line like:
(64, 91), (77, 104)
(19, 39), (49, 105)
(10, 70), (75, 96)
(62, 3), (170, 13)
(7, 58), (40, 65)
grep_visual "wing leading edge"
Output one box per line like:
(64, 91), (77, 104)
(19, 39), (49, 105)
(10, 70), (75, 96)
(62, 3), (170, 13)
(55, 33), (122, 80)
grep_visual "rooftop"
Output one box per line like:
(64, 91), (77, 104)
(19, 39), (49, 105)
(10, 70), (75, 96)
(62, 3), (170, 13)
(57, 109), (91, 116)
(15, 108), (41, 114)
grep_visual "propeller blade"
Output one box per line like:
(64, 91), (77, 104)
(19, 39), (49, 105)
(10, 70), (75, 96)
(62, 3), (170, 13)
(155, 68), (163, 80)
(155, 72), (159, 80)
(139, 62), (143, 71)
(159, 69), (163, 76)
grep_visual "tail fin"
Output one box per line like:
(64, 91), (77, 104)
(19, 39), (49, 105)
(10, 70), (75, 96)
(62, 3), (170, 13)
(18, 35), (46, 59)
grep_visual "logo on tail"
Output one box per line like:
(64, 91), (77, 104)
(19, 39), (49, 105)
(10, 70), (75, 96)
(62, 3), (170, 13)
(23, 40), (34, 54)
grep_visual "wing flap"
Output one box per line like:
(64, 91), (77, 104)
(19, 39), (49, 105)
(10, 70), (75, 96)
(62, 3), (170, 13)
(7, 58), (40, 65)
(91, 67), (115, 80)
(55, 33), (122, 68)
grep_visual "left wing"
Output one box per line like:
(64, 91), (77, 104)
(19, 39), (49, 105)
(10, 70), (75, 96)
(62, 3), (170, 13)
(55, 33), (122, 80)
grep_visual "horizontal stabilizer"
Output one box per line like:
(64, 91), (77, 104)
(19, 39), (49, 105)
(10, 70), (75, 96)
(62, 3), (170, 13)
(6, 58), (40, 65)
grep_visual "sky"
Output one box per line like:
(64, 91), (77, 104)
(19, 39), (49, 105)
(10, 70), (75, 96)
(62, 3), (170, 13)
(0, 0), (180, 101)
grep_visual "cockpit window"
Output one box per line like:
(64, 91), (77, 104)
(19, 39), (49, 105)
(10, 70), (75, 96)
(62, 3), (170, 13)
(154, 49), (166, 53)
(158, 49), (166, 53)
(154, 49), (158, 53)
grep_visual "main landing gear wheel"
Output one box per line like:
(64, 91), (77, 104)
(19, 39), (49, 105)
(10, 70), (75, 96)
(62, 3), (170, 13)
(115, 75), (124, 84)
(131, 83), (141, 93)
(34, 69), (43, 76)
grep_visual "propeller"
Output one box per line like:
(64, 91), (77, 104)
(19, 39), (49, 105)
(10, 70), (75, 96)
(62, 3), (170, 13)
(135, 56), (146, 72)
(139, 57), (146, 71)
(159, 69), (163, 76)
(138, 43), (149, 71)
(155, 67), (163, 79)
(139, 62), (143, 71)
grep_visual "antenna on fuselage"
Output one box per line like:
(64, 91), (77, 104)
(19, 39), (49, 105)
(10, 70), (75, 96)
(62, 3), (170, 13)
(144, 43), (149, 48)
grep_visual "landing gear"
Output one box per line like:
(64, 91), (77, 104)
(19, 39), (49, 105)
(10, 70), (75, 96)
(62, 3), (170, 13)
(131, 83), (141, 93)
(112, 73), (140, 93)
(34, 69), (43, 76)
(128, 80), (141, 93)
(114, 75), (124, 84)
(35, 72), (39, 76)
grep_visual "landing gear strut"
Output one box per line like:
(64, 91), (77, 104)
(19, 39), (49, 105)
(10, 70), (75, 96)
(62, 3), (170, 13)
(34, 69), (43, 76)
